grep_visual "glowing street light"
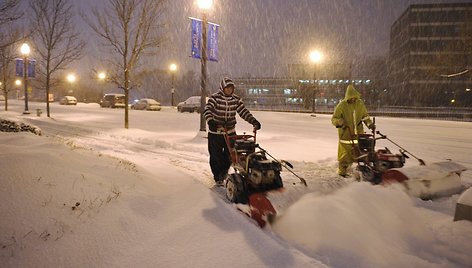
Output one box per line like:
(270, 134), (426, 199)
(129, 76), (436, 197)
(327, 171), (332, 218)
(20, 43), (31, 55)
(169, 63), (177, 106)
(15, 79), (21, 86)
(197, 0), (213, 10)
(66, 73), (76, 83)
(98, 72), (106, 81)
(309, 50), (323, 64)
(197, 0), (213, 131)
(20, 43), (31, 114)
(66, 73), (77, 96)
(309, 49), (324, 114)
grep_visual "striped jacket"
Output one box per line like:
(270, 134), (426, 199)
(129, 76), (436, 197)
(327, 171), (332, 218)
(204, 91), (257, 133)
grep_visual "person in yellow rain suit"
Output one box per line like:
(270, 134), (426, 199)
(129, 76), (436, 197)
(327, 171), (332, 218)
(331, 84), (375, 177)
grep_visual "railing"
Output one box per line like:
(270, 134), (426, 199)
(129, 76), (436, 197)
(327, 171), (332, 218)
(245, 104), (472, 122)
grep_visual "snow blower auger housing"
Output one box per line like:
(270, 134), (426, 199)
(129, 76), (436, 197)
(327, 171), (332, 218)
(223, 130), (283, 204)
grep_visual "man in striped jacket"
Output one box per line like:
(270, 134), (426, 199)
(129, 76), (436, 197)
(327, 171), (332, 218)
(204, 77), (261, 184)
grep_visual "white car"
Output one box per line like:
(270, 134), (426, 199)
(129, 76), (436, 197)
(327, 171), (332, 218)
(177, 96), (208, 113)
(59, 96), (77, 105)
(131, 98), (161, 111)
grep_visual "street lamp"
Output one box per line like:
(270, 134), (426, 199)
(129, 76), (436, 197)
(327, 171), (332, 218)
(197, 0), (213, 131)
(14, 79), (21, 100)
(309, 50), (323, 114)
(66, 73), (76, 96)
(97, 71), (107, 98)
(20, 43), (31, 114)
(169, 63), (177, 106)
(97, 71), (106, 81)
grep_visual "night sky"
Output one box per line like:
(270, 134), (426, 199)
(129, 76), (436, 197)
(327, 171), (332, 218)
(74, 0), (469, 79)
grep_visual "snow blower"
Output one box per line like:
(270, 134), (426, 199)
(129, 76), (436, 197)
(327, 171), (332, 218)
(351, 120), (467, 199)
(222, 129), (306, 227)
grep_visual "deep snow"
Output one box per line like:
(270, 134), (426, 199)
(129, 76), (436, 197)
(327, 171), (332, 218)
(1, 100), (472, 268)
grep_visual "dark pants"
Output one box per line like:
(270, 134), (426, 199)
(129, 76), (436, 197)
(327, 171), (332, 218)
(208, 133), (232, 182)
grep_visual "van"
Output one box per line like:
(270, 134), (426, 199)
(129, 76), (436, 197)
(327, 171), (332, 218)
(100, 94), (126, 108)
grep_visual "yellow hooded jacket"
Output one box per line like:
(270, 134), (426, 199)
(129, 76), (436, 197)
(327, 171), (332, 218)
(331, 84), (373, 161)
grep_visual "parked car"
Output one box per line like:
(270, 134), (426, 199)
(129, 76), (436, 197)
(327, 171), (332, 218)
(59, 96), (77, 105)
(131, 98), (161, 111)
(100, 94), (126, 108)
(177, 96), (208, 113)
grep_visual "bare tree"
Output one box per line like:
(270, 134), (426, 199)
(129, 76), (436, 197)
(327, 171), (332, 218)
(0, 0), (21, 27)
(0, 0), (23, 110)
(0, 46), (15, 111)
(85, 0), (167, 128)
(30, 0), (85, 117)
(0, 0), (23, 50)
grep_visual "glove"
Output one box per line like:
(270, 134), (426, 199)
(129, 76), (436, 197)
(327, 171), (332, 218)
(336, 118), (345, 128)
(253, 120), (261, 130)
(368, 123), (376, 130)
(208, 119), (218, 132)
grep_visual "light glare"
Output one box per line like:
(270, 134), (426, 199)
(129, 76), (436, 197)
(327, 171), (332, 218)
(67, 74), (76, 83)
(98, 72), (106, 80)
(197, 0), (213, 10)
(20, 43), (31, 56)
(309, 50), (323, 64)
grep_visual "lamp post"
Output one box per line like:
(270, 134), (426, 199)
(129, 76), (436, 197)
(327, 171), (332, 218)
(66, 73), (76, 94)
(169, 63), (177, 106)
(14, 79), (21, 100)
(97, 71), (106, 99)
(197, 0), (212, 131)
(20, 43), (31, 114)
(309, 50), (323, 114)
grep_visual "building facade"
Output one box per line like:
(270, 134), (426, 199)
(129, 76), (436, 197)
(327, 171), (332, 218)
(234, 60), (383, 112)
(389, 3), (472, 107)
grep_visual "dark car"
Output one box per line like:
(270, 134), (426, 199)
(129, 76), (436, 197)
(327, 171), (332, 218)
(131, 98), (161, 111)
(100, 94), (126, 108)
(177, 96), (208, 113)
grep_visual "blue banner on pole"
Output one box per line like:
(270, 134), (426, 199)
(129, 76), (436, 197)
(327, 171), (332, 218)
(191, 18), (202, 59)
(28, 60), (36, 78)
(15, 58), (23, 77)
(15, 58), (36, 78)
(207, 23), (219, 62)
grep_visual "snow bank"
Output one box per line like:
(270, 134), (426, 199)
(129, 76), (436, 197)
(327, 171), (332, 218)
(272, 182), (458, 268)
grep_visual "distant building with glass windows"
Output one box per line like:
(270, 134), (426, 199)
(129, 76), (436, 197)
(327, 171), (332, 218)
(234, 61), (382, 111)
(388, 2), (472, 107)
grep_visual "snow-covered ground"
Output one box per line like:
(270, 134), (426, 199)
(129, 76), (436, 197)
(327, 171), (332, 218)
(1, 100), (472, 268)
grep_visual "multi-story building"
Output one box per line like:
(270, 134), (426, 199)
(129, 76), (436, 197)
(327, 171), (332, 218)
(389, 3), (472, 107)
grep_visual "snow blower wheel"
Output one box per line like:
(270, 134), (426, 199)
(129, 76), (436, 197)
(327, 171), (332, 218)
(226, 174), (248, 204)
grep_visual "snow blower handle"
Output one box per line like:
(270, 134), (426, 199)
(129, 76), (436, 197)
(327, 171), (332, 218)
(376, 131), (426, 166)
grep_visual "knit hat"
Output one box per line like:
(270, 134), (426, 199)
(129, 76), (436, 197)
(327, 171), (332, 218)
(219, 77), (235, 92)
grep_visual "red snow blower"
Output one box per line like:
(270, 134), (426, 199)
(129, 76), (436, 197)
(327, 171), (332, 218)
(222, 129), (307, 227)
(351, 119), (467, 199)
